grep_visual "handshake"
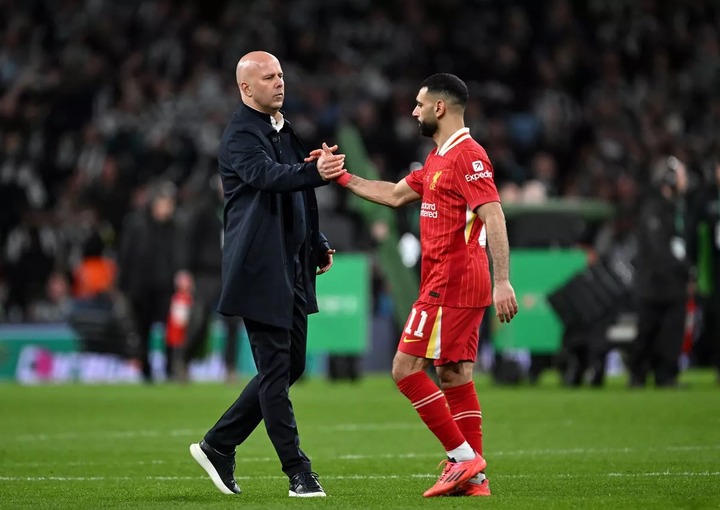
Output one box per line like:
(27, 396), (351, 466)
(305, 142), (351, 185)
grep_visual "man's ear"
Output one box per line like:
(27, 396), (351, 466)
(435, 100), (446, 118)
(240, 81), (251, 96)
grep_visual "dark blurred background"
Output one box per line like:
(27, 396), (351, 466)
(1, 0), (719, 384)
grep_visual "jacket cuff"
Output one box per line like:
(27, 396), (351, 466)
(305, 162), (326, 187)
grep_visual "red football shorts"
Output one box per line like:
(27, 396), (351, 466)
(398, 300), (486, 366)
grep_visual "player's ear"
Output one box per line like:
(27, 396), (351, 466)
(435, 100), (445, 118)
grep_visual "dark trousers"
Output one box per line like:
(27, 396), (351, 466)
(697, 295), (720, 374)
(559, 317), (612, 387)
(204, 268), (310, 478)
(629, 298), (686, 386)
(223, 317), (241, 372)
(131, 288), (173, 382)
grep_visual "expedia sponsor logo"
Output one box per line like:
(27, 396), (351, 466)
(465, 170), (492, 181)
(420, 202), (438, 218)
(472, 160), (484, 172)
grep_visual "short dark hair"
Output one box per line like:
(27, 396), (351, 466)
(419, 73), (469, 108)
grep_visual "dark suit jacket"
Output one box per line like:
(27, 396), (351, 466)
(635, 191), (689, 301)
(118, 209), (183, 299)
(216, 104), (330, 328)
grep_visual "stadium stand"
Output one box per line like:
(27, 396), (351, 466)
(1, 0), (718, 330)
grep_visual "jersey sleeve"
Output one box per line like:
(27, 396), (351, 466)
(455, 149), (500, 211)
(404, 167), (425, 195)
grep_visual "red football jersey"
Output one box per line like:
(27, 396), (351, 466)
(405, 128), (500, 308)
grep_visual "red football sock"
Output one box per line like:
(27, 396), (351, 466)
(396, 371), (466, 452)
(444, 381), (483, 456)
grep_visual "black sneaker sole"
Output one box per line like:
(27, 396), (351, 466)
(189, 443), (239, 495)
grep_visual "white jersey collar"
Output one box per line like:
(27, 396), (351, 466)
(437, 127), (471, 156)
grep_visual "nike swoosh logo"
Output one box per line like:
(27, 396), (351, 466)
(402, 337), (422, 343)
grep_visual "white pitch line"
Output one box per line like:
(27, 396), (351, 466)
(339, 444), (720, 461)
(2, 472), (719, 483)
(4, 445), (720, 468)
(3, 460), (169, 467)
(608, 471), (720, 477)
(13, 423), (423, 442)
(16, 422), (720, 453)
(13, 429), (206, 442)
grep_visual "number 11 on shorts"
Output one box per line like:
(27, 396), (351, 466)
(405, 307), (429, 337)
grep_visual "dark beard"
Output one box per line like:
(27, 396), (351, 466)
(419, 120), (437, 137)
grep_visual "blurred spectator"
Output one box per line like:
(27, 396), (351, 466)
(117, 180), (184, 382)
(0, 0), (719, 338)
(181, 175), (241, 382)
(527, 152), (559, 198)
(73, 231), (116, 299)
(65, 227), (138, 360)
(166, 269), (194, 382)
(3, 221), (57, 321)
(79, 155), (132, 238)
(27, 271), (72, 323)
(629, 157), (692, 388)
(689, 158), (720, 380)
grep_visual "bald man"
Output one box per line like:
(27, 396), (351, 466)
(189, 51), (345, 498)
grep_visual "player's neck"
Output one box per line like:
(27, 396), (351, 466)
(434, 121), (467, 150)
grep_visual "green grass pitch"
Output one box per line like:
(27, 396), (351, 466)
(1, 371), (719, 509)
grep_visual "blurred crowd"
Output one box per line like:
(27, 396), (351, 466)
(1, 0), (720, 328)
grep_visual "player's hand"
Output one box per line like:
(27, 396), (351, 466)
(317, 248), (336, 275)
(305, 143), (338, 162)
(493, 280), (518, 323)
(304, 145), (333, 162)
(317, 143), (346, 181)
